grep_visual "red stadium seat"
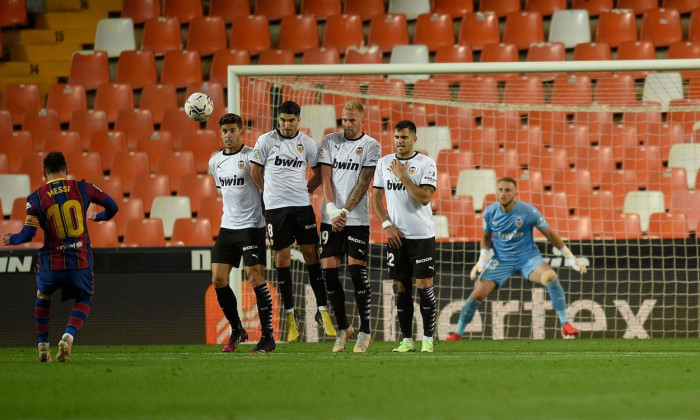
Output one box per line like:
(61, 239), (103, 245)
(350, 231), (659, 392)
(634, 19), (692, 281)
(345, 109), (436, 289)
(89, 220), (120, 247)
(160, 50), (202, 88)
(458, 11), (499, 51)
(343, 0), (385, 21)
(123, 218), (166, 246)
(94, 83), (134, 125)
(254, 0), (296, 21)
(479, 0), (521, 17)
(647, 212), (689, 239)
(301, 0), (342, 20)
(596, 9), (637, 48)
(162, 0), (203, 24)
(229, 15), (271, 57)
(617, 0), (658, 15)
(46, 84), (87, 124)
(171, 218), (214, 246)
(413, 13), (454, 52)
(110, 151), (150, 194)
(186, 16), (227, 56)
(68, 51), (110, 91)
(89, 131), (127, 173)
(139, 84), (178, 125)
(368, 14), (409, 54)
(208, 0), (249, 23)
(209, 49), (251, 85)
(69, 109), (108, 151)
(22, 109), (60, 149)
(640, 7), (682, 47)
(136, 131), (174, 173)
(111, 197), (144, 238)
(114, 109), (155, 151)
(323, 14), (364, 52)
(525, 0), (567, 16)
(121, 0), (160, 24)
(155, 150), (197, 192)
(1, 83), (42, 126)
(130, 174), (171, 214)
(503, 11), (544, 50)
(141, 17), (182, 54)
(571, 0), (612, 16)
(433, 0), (474, 17)
(278, 14), (319, 54)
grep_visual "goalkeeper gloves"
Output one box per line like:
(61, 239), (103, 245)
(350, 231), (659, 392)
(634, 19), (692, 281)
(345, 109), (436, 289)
(560, 246), (587, 274)
(470, 249), (490, 280)
(326, 202), (347, 220)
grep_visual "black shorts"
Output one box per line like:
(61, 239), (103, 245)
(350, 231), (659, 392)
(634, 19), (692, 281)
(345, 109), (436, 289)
(319, 223), (369, 261)
(212, 227), (267, 267)
(265, 206), (319, 251)
(387, 237), (436, 281)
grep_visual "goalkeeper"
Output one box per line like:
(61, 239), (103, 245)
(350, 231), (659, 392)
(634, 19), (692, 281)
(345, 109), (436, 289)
(445, 177), (586, 341)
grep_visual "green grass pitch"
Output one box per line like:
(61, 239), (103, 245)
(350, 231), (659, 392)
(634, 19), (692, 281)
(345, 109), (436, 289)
(1, 339), (698, 420)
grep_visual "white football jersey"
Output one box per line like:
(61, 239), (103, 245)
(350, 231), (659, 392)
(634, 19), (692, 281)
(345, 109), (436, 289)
(250, 129), (320, 210)
(373, 152), (437, 239)
(318, 132), (381, 226)
(208, 146), (265, 229)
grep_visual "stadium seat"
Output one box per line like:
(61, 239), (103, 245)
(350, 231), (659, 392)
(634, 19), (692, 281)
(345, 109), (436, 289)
(17, 151), (44, 191)
(209, 49), (251, 85)
(594, 73), (636, 107)
(433, 45), (474, 83)
(670, 189), (700, 233)
(68, 51), (111, 91)
(94, 83), (134, 124)
(596, 9), (637, 48)
(176, 173), (216, 215)
(88, 220), (120, 247)
(668, 41), (700, 79)
(123, 218), (166, 246)
(0, 0), (27, 27)
(390, 102), (429, 129)
(302, 47), (340, 65)
(111, 197), (144, 238)
(571, 0), (612, 16)
(433, 0), (474, 17)
(278, 14), (319, 54)
(689, 9), (700, 42)
(208, 0), (249, 23)
(616, 40), (656, 80)
(1, 83), (42, 126)
(162, 0), (203, 24)
(479, 43), (519, 81)
(155, 151), (196, 193)
(178, 130), (219, 173)
(667, 98), (700, 137)
(301, 0), (342, 19)
(617, 0), (658, 14)
(647, 212), (689, 239)
(572, 41), (612, 62)
(599, 212), (643, 240)
(387, 0), (431, 20)
(623, 191), (666, 233)
(598, 122), (639, 164)
(114, 109), (154, 150)
(21, 109), (60, 149)
(640, 8), (682, 47)
(110, 151), (150, 194)
(668, 143), (700, 189)
(663, 0), (700, 13)
(171, 218), (214, 246)
(343, 0), (385, 21)
(526, 42), (565, 79)
(503, 11), (544, 50)
(160, 50), (202, 88)
(66, 151), (104, 183)
(416, 126), (453, 160)
(95, 175), (124, 201)
(458, 11), (499, 51)
(413, 13), (454, 52)
(121, 0), (160, 24)
(150, 196), (192, 238)
(130, 173), (171, 214)
(258, 48), (296, 65)
(139, 84), (178, 125)
(94, 18), (136, 58)
(479, 0), (521, 16)
(115, 50), (158, 90)
(69, 109), (108, 150)
(437, 149), (474, 189)
(186, 16), (227, 56)
(551, 74), (593, 106)
(136, 131), (174, 172)
(456, 169), (497, 212)
(322, 14), (364, 52)
(344, 46), (383, 65)
(197, 195), (223, 238)
(647, 167), (688, 209)
(89, 131), (128, 173)
(503, 75), (545, 106)
(368, 14), (409, 54)
(229, 15), (271, 56)
(548, 10), (591, 48)
(0, 110), (11, 136)
(9, 196), (26, 221)
(46, 84), (87, 124)
(0, 174), (30, 217)
(559, 216), (594, 241)
(254, 0), (296, 21)
(642, 72), (684, 111)
(525, 0), (567, 16)
(388, 45), (430, 84)
(141, 17), (182, 54)
(622, 104), (664, 144)
(0, 154), (7, 174)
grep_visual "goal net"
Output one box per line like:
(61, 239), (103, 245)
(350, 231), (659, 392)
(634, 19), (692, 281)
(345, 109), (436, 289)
(227, 60), (699, 342)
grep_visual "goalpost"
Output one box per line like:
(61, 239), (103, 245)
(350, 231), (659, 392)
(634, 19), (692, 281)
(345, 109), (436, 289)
(227, 60), (700, 342)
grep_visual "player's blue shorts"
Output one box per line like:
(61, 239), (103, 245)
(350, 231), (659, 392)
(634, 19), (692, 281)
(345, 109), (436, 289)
(478, 253), (546, 289)
(37, 268), (94, 302)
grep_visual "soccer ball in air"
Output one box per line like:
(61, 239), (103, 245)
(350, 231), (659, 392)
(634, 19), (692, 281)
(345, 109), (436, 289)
(184, 92), (214, 122)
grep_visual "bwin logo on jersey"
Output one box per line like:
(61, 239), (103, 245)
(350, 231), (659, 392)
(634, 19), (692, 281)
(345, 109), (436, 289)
(333, 158), (359, 170)
(387, 180), (406, 190)
(297, 144), (304, 153)
(220, 176), (244, 186)
(273, 156), (303, 167)
(355, 146), (363, 155)
(237, 160), (244, 169)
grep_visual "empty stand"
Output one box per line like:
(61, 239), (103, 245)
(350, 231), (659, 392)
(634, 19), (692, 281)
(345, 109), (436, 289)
(21, 109), (60, 149)
(89, 131), (128, 172)
(67, 151), (104, 183)
(46, 84), (87, 124)
(623, 191), (666, 233)
(123, 218), (166, 246)
(503, 11), (544, 50)
(640, 7), (682, 48)
(229, 15), (271, 56)
(141, 17), (183, 54)
(110, 151), (150, 194)
(68, 51), (110, 91)
(186, 16), (227, 56)
(162, 0), (203, 24)
(668, 143), (700, 189)
(458, 11), (500, 51)
(115, 50), (158, 89)
(137, 131), (174, 172)
(69, 109), (108, 150)
(130, 173), (171, 214)
(88, 220), (120, 247)
(155, 151), (197, 192)
(94, 18), (136, 58)
(150, 196), (192, 238)
(197, 195), (223, 238)
(525, 0), (567, 16)
(617, 0), (659, 15)
(171, 218), (213, 246)
(114, 109), (155, 150)
(1, 83), (42, 126)
(323, 14), (364, 52)
(94, 83), (134, 124)
(139, 84), (178, 125)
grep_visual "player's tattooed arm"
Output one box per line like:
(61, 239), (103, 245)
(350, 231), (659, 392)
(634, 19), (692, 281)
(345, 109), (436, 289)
(343, 166), (375, 212)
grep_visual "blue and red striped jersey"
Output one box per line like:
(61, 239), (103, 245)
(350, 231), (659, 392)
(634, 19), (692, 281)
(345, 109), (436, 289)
(17, 178), (118, 270)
